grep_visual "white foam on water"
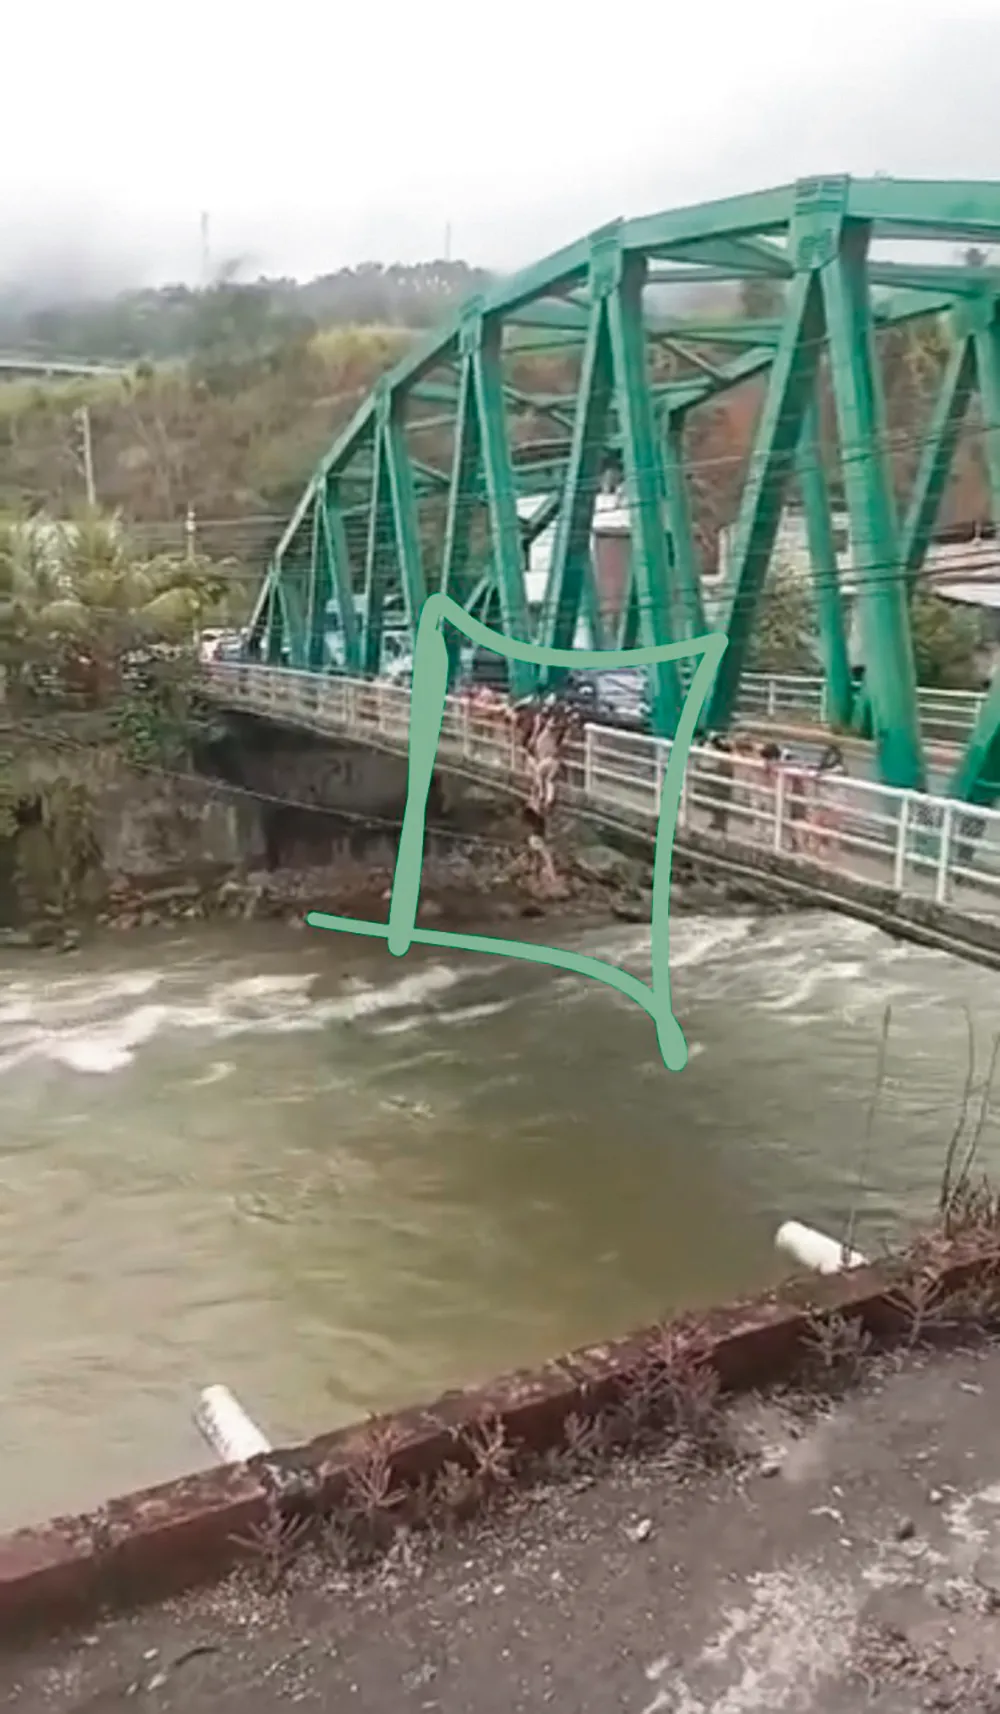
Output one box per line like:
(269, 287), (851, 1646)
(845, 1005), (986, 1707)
(0, 967), (162, 1029)
(366, 1014), (426, 1038)
(570, 915), (756, 977)
(366, 985), (516, 1040)
(0, 958), (467, 1079)
(756, 967), (830, 1017)
(187, 1059), (236, 1089)
(318, 964), (459, 1020)
(671, 916), (756, 971)
(436, 998), (516, 1027)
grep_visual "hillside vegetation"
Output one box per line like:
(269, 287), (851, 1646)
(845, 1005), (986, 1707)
(0, 266), (992, 575)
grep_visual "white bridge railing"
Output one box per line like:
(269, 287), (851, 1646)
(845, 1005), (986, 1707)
(204, 664), (1000, 919)
(739, 672), (985, 748)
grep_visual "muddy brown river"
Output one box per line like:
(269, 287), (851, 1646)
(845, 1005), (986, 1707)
(0, 909), (997, 1529)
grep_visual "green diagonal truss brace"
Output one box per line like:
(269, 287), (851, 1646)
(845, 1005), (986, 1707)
(248, 174), (1000, 807)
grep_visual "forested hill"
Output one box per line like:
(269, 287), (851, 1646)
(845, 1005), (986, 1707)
(0, 261), (494, 365)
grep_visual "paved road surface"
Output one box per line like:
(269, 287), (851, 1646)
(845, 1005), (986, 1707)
(8, 1343), (1000, 1711)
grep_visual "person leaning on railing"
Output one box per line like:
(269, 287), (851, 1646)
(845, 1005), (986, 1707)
(806, 743), (848, 860)
(758, 741), (789, 844)
(704, 734), (734, 835)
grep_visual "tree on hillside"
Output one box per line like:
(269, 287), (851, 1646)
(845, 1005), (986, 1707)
(909, 592), (984, 690)
(0, 260), (493, 366)
(745, 562), (817, 673)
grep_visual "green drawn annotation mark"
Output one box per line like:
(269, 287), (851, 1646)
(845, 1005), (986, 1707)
(307, 593), (726, 1073)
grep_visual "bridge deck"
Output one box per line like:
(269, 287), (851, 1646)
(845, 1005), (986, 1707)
(204, 666), (1000, 930)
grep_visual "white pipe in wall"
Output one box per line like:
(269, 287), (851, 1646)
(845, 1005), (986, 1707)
(775, 1220), (868, 1276)
(194, 1384), (272, 1464)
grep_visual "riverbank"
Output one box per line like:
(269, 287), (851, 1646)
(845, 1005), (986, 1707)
(0, 823), (793, 948)
(8, 1340), (1000, 1711)
(2, 706), (806, 949)
(4, 1224), (1000, 1708)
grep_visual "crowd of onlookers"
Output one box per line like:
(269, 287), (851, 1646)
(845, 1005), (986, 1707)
(700, 733), (849, 854)
(453, 679), (853, 866)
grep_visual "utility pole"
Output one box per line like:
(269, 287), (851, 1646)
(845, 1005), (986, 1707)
(200, 211), (211, 286)
(444, 221), (452, 262)
(75, 406), (96, 507)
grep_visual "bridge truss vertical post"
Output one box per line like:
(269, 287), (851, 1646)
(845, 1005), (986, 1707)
(472, 312), (536, 698)
(706, 269), (824, 729)
(306, 499), (329, 671)
(819, 208), (924, 790)
(441, 334), (482, 682)
(900, 325), (976, 587)
(261, 578), (285, 666)
(361, 406), (394, 677)
(795, 393), (854, 729)
(949, 306), (1000, 806)
(539, 276), (613, 682)
(852, 321), (976, 739)
(317, 476), (361, 672)
(274, 531), (310, 669)
(384, 394), (429, 637)
(660, 409), (707, 648)
(604, 234), (683, 736)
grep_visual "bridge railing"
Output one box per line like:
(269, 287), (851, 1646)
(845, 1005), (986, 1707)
(739, 673), (985, 747)
(585, 724), (1000, 911)
(204, 664), (1000, 919)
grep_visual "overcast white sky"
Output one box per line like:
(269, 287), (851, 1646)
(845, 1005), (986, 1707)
(3, 1), (1000, 296)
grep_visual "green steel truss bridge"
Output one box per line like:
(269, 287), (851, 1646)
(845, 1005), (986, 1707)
(245, 175), (1000, 809)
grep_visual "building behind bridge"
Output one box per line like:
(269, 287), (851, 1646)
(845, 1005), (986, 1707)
(521, 486), (1000, 679)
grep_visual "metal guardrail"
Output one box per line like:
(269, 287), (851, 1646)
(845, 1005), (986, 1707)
(204, 663), (1000, 918)
(739, 672), (985, 747)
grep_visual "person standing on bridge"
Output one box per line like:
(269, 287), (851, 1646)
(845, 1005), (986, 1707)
(807, 743), (847, 859)
(705, 735), (734, 835)
(755, 741), (786, 842)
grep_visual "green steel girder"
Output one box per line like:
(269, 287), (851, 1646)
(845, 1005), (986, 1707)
(250, 174), (1000, 806)
(844, 179), (1000, 240)
(900, 328), (977, 581)
(795, 396), (853, 728)
(318, 477), (360, 670)
(605, 244), (685, 733)
(869, 261), (1000, 298)
(661, 411), (707, 646)
(360, 406), (395, 675)
(948, 307), (1000, 806)
(538, 288), (614, 670)
(706, 268), (827, 730)
(823, 217), (925, 789)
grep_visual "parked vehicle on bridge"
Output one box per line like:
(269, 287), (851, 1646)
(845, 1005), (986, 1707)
(563, 667), (649, 731)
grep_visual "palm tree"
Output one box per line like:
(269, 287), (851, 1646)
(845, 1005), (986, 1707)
(0, 507), (229, 707)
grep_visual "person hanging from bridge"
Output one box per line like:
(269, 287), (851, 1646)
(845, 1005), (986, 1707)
(519, 697), (565, 897)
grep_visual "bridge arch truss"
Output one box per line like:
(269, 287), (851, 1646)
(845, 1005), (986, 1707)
(248, 175), (1000, 806)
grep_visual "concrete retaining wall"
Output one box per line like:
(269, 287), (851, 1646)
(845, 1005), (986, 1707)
(215, 714), (412, 818)
(0, 1241), (996, 1646)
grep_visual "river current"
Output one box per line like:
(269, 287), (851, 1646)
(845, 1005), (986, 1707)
(0, 910), (997, 1529)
